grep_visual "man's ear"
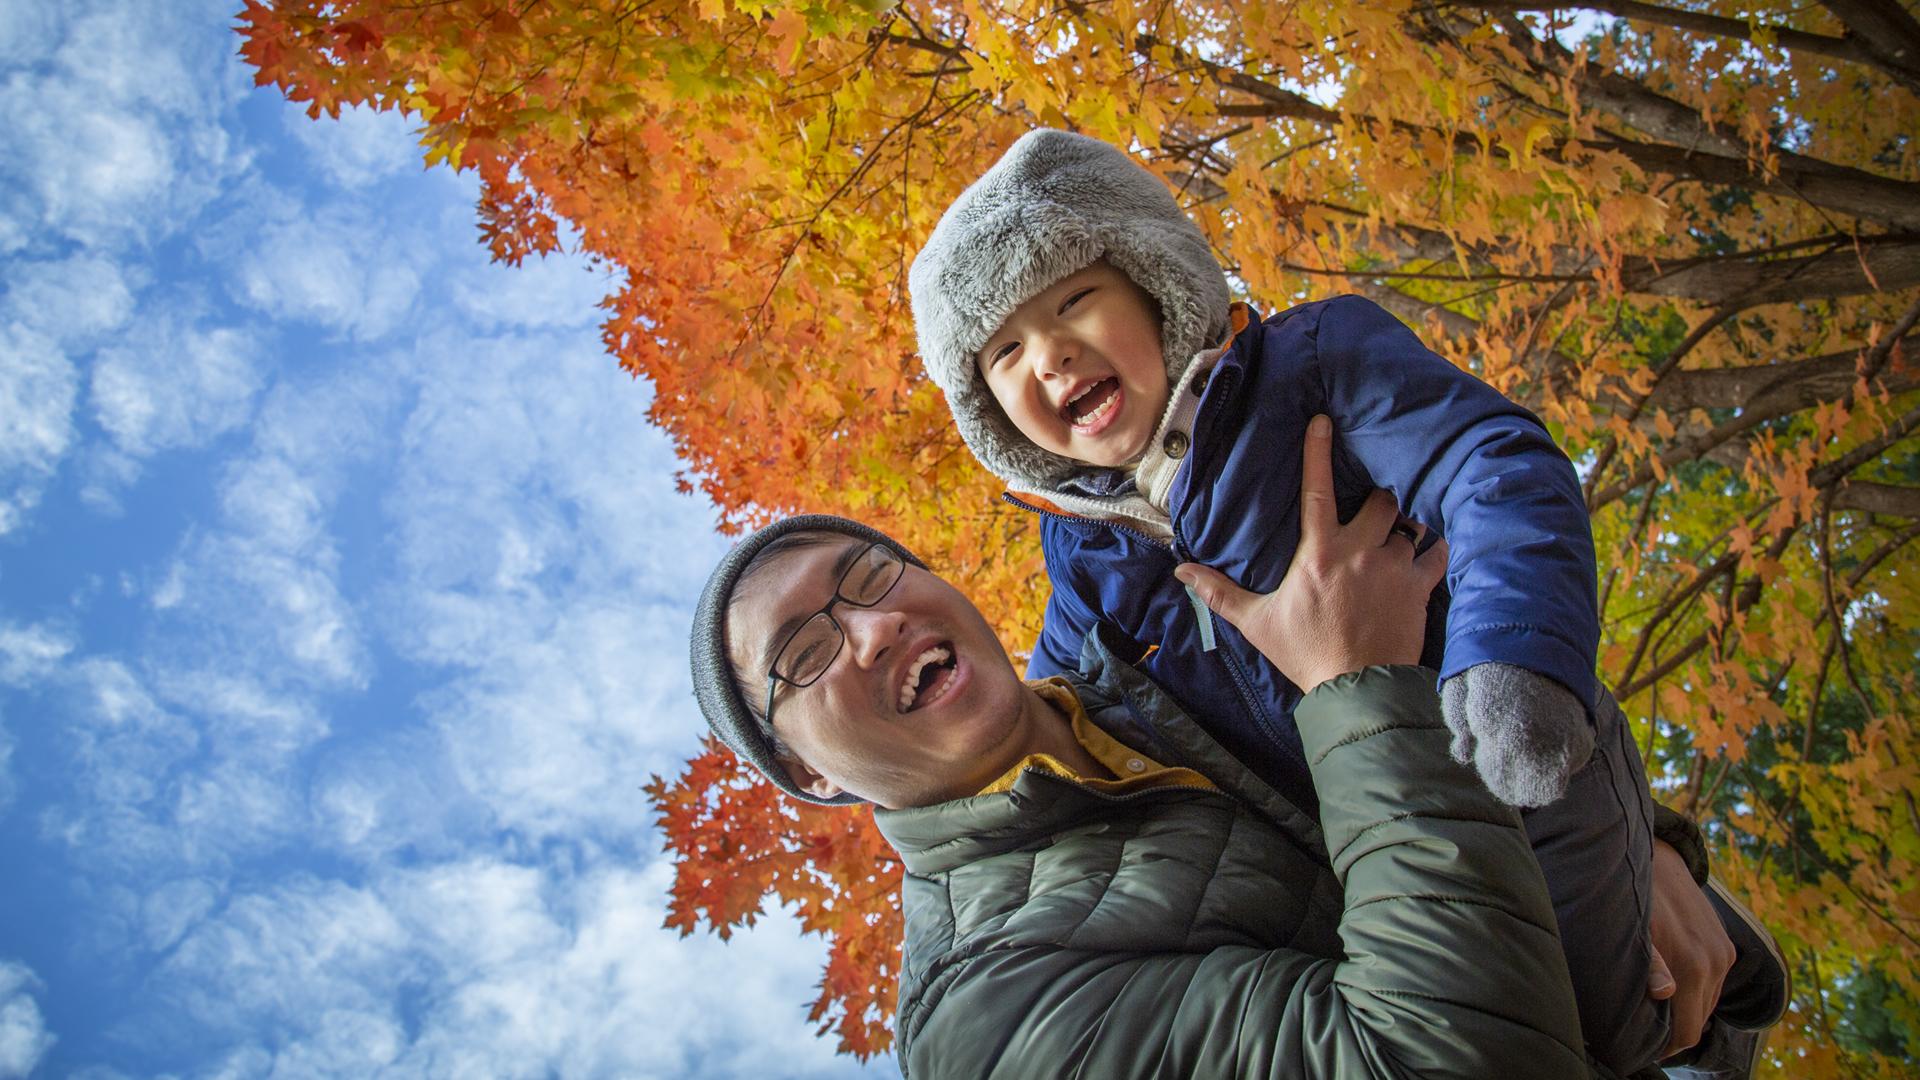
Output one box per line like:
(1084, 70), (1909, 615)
(781, 755), (846, 801)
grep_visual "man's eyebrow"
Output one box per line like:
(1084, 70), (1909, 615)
(755, 540), (869, 673)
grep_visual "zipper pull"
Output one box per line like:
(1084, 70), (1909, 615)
(1183, 583), (1218, 652)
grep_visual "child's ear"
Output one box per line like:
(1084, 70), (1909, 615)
(782, 755), (845, 801)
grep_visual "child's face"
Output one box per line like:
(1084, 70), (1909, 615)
(976, 261), (1168, 468)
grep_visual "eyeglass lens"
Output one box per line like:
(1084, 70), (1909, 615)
(772, 544), (904, 686)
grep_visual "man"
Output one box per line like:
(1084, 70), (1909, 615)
(689, 420), (1679, 1078)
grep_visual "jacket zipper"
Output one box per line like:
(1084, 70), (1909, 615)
(1173, 367), (1292, 755)
(1000, 491), (1171, 550)
(1005, 361), (1310, 783)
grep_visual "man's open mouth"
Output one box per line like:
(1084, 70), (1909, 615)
(1061, 377), (1120, 429)
(898, 642), (957, 713)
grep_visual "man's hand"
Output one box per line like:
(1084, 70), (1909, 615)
(1648, 838), (1735, 1058)
(1174, 414), (1447, 693)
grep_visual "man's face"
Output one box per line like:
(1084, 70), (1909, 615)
(726, 537), (1039, 809)
(977, 260), (1169, 468)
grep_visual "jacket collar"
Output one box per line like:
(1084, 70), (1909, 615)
(1071, 623), (1324, 859)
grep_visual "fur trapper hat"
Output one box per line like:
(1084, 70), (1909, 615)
(909, 129), (1233, 489)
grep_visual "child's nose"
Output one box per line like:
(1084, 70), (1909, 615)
(1033, 337), (1074, 377)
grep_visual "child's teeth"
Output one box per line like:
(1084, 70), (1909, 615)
(1077, 389), (1116, 426)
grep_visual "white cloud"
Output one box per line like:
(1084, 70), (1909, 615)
(375, 326), (727, 840)
(31, 363), (395, 885)
(0, 0), (252, 534)
(92, 322), (261, 460)
(160, 876), (415, 1037)
(218, 454), (327, 552)
(285, 101), (420, 191)
(37, 660), (322, 899)
(0, 324), (77, 535)
(426, 603), (698, 841)
(0, 618), (61, 812)
(42, 659), (203, 875)
(141, 876), (221, 953)
(0, 1), (59, 68)
(451, 250), (616, 332)
(0, 715), (14, 820)
(388, 326), (724, 602)
(0, 1), (248, 253)
(2, 254), (137, 345)
(230, 212), (422, 341)
(147, 367), (398, 694)
(151, 862), (885, 1079)
(38, 659), (325, 883)
(155, 530), (366, 692)
(0, 960), (55, 1078)
(309, 729), (487, 862)
(0, 620), (74, 686)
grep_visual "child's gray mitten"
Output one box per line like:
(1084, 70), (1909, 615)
(1440, 662), (1594, 808)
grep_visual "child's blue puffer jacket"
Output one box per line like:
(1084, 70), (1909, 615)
(1018, 294), (1600, 808)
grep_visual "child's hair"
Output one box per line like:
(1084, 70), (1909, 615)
(909, 129), (1232, 488)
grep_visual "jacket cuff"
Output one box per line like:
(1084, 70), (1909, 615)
(1652, 802), (1710, 885)
(1295, 665), (1446, 764)
(1436, 623), (1597, 719)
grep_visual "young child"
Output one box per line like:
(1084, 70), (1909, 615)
(908, 129), (1786, 1077)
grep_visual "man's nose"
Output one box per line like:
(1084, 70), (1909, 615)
(838, 604), (904, 668)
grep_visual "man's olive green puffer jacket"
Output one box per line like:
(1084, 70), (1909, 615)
(874, 626), (1590, 1079)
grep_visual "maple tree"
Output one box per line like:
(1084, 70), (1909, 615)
(240, 0), (1918, 1072)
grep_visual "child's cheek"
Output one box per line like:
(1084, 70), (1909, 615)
(990, 379), (1046, 441)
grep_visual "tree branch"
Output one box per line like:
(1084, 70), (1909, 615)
(1495, 13), (1796, 165)
(1352, 280), (1595, 408)
(1456, 0), (1920, 92)
(1818, 0), (1920, 87)
(1627, 237), (1920, 308)
(1593, 300), (1920, 509)
(1834, 481), (1920, 518)
(1642, 338), (1918, 414)
(1579, 136), (1920, 233)
(1583, 306), (1735, 503)
(1810, 400), (1920, 490)
(1617, 527), (1797, 700)
(1367, 215), (1920, 306)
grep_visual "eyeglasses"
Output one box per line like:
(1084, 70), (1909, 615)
(762, 542), (907, 730)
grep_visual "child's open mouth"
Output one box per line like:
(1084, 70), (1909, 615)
(898, 642), (958, 713)
(1062, 377), (1122, 433)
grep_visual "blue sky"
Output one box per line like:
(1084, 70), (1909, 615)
(0, 3), (896, 1076)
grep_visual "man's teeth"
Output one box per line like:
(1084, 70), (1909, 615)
(899, 644), (953, 712)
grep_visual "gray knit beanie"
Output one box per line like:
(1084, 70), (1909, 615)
(689, 514), (927, 805)
(909, 129), (1234, 490)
